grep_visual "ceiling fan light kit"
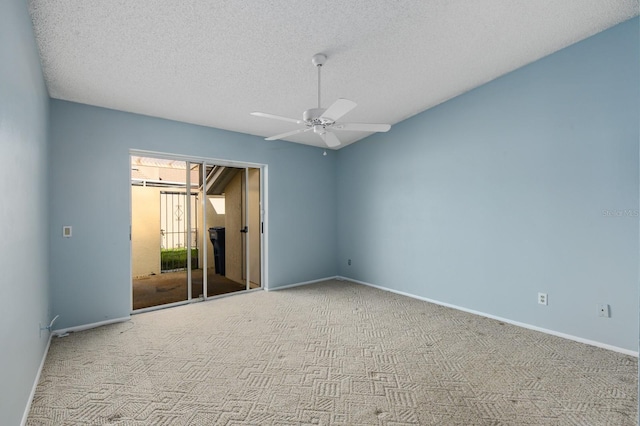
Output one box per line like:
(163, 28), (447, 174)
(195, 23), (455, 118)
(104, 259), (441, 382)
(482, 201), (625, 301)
(251, 53), (391, 148)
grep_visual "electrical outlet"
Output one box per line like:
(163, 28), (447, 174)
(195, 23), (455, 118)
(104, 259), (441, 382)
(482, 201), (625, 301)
(538, 293), (547, 305)
(598, 303), (610, 318)
(348, 259), (352, 266)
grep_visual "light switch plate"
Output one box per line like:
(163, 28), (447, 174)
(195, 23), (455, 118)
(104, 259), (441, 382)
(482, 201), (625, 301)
(63, 226), (72, 238)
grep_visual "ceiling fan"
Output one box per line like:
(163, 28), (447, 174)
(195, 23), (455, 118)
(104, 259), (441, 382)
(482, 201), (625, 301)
(251, 53), (391, 148)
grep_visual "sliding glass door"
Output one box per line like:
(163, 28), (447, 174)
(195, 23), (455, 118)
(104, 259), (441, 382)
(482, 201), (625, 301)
(131, 154), (262, 312)
(131, 157), (196, 310)
(199, 165), (262, 296)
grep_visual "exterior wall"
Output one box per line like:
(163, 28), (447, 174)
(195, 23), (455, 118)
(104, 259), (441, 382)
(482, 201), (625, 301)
(249, 168), (261, 285)
(225, 172), (243, 283)
(131, 186), (161, 277)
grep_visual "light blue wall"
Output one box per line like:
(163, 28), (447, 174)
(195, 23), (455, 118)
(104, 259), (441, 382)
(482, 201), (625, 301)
(0, 0), (51, 424)
(49, 100), (337, 330)
(337, 18), (639, 351)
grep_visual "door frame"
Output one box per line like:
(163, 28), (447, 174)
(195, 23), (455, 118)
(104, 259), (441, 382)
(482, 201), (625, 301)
(129, 149), (268, 313)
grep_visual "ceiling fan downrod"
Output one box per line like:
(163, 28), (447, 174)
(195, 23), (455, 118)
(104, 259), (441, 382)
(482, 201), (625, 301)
(312, 53), (326, 109)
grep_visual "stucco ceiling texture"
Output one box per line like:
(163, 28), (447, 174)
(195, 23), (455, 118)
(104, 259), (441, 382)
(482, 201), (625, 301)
(28, 0), (639, 149)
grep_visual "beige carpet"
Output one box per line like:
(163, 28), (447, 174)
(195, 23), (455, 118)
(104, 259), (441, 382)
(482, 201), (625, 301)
(28, 280), (637, 425)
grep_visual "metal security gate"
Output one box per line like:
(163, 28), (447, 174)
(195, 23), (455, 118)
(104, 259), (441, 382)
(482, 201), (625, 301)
(160, 191), (198, 272)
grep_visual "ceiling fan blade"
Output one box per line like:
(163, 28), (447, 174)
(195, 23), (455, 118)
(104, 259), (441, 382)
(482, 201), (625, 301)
(321, 98), (357, 121)
(320, 131), (341, 148)
(265, 127), (310, 141)
(251, 112), (303, 125)
(333, 122), (391, 133)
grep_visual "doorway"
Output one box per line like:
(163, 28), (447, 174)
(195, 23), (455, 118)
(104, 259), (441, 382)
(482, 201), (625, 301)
(130, 154), (263, 311)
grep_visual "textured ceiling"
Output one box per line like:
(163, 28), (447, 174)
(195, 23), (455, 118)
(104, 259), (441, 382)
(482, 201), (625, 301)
(28, 1), (638, 149)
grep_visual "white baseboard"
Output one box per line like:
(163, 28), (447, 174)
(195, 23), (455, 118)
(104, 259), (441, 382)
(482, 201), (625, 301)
(21, 333), (52, 426)
(340, 276), (639, 358)
(52, 316), (130, 336)
(267, 276), (339, 291)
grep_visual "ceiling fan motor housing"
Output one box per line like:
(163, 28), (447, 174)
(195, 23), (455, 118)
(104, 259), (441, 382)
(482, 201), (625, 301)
(303, 108), (332, 126)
